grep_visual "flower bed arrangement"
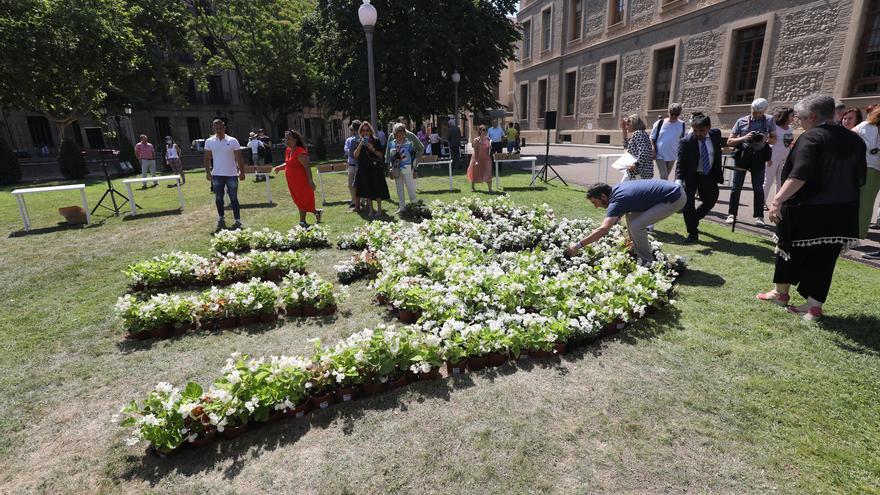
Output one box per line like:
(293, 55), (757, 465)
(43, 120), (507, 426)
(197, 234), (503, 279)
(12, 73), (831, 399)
(125, 251), (309, 291)
(398, 199), (432, 220)
(116, 274), (342, 339)
(211, 225), (330, 253)
(119, 197), (682, 454)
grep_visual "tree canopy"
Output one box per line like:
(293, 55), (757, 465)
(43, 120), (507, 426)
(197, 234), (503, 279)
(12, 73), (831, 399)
(303, 0), (520, 122)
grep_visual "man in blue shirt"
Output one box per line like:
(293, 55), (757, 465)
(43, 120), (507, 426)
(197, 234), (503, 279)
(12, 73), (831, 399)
(566, 180), (686, 263)
(343, 120), (362, 210)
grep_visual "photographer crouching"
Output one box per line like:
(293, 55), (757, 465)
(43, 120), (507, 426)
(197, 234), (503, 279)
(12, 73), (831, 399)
(726, 98), (777, 227)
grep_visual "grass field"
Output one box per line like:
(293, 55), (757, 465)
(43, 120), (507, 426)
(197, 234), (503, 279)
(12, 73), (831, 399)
(0, 165), (878, 494)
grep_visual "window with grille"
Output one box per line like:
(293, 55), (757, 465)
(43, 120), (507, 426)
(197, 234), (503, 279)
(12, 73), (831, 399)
(520, 84), (530, 120)
(853, 0), (880, 95)
(571, 0), (582, 41)
(601, 61), (617, 113)
(652, 47), (676, 110)
(727, 24), (766, 104)
(610, 0), (625, 25)
(522, 20), (532, 59)
(542, 9), (552, 51)
(564, 71), (577, 116)
(538, 79), (548, 117)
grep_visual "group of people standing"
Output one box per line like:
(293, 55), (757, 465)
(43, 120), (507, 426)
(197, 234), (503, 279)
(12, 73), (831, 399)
(567, 93), (872, 322)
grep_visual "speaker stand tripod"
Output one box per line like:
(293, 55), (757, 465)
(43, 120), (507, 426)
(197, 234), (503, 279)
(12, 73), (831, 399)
(531, 127), (568, 186)
(91, 151), (137, 216)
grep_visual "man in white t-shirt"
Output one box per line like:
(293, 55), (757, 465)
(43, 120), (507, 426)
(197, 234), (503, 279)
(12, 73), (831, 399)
(204, 119), (246, 231)
(649, 103), (687, 180)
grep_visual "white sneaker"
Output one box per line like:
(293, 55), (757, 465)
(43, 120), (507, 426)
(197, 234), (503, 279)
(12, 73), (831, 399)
(754, 217), (766, 227)
(725, 214), (735, 224)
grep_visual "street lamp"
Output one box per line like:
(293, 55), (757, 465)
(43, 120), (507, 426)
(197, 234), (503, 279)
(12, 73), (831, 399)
(451, 70), (460, 126)
(358, 0), (378, 131)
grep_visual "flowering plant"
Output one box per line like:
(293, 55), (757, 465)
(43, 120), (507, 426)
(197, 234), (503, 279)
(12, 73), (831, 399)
(211, 225), (330, 253)
(126, 251), (307, 290)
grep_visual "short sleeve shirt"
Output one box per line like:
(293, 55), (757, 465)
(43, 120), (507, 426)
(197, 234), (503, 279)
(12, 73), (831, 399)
(205, 135), (241, 176)
(487, 127), (504, 143)
(651, 119), (686, 161)
(731, 114), (777, 138)
(605, 180), (683, 218)
(505, 127), (518, 141)
(344, 135), (359, 165)
(135, 142), (155, 160)
(387, 140), (415, 169)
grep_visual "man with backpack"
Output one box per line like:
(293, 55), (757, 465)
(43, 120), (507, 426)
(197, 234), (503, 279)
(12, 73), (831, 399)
(726, 98), (777, 227)
(650, 103), (686, 180)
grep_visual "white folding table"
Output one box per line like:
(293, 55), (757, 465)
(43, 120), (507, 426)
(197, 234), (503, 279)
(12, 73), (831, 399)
(493, 156), (538, 190)
(315, 163), (349, 206)
(253, 172), (274, 204)
(596, 154), (623, 183)
(11, 184), (90, 232)
(418, 159), (454, 191)
(122, 175), (184, 216)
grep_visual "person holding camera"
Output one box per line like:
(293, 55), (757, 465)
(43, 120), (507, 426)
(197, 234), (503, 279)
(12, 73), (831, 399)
(353, 121), (389, 218)
(675, 112), (723, 243)
(853, 106), (880, 259)
(726, 98), (777, 227)
(385, 123), (423, 214)
(757, 94), (865, 320)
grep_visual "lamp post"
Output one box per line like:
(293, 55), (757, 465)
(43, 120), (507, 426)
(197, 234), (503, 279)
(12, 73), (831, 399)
(358, 0), (378, 131)
(451, 70), (460, 126)
(100, 104), (132, 150)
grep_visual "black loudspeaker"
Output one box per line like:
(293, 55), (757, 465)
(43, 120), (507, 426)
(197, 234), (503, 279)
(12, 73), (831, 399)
(543, 111), (557, 130)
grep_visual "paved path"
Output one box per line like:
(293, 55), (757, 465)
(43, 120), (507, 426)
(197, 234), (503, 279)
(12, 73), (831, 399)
(515, 144), (880, 267)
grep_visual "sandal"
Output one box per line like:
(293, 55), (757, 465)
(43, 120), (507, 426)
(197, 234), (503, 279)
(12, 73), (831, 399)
(756, 291), (790, 306)
(315, 209), (323, 223)
(787, 305), (823, 321)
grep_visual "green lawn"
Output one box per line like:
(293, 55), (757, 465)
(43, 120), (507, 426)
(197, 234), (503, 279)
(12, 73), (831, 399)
(0, 166), (878, 494)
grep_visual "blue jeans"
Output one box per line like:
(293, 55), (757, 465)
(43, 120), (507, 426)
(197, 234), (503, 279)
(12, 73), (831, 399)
(212, 175), (240, 220)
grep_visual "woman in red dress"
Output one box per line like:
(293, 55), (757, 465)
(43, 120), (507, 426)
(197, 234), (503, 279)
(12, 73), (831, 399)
(273, 130), (322, 227)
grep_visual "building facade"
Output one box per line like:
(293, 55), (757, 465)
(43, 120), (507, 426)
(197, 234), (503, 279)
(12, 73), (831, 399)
(514, 0), (879, 145)
(1, 70), (347, 157)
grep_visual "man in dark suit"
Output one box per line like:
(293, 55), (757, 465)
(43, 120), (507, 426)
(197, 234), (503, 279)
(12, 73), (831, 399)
(676, 113), (723, 243)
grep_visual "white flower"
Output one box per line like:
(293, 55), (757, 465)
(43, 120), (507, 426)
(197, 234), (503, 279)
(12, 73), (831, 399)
(125, 436), (140, 446)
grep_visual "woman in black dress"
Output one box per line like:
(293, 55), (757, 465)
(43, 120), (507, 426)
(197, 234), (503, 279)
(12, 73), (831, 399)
(353, 121), (390, 218)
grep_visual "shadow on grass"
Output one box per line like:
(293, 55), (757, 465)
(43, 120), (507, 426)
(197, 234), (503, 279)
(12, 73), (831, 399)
(8, 220), (105, 237)
(677, 268), (726, 287)
(115, 315), (341, 353)
(651, 229), (775, 263)
(418, 188), (461, 195)
(819, 314), (880, 355)
(504, 186), (548, 192)
(233, 202), (277, 210)
(122, 209), (183, 221)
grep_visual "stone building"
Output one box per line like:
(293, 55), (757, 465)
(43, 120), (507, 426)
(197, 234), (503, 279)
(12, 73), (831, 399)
(1, 70), (347, 158)
(514, 0), (879, 145)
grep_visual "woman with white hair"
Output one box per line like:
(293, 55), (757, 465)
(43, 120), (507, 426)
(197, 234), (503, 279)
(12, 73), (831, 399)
(385, 123), (422, 213)
(757, 94), (865, 320)
(619, 114), (654, 180)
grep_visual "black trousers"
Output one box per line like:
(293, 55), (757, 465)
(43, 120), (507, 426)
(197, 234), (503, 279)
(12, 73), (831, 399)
(773, 244), (843, 303)
(728, 163), (766, 218)
(682, 174), (720, 235)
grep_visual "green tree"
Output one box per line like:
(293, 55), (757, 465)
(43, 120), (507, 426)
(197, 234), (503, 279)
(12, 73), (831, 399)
(0, 0), (142, 139)
(302, 0), (520, 121)
(0, 138), (22, 185)
(57, 138), (88, 179)
(181, 0), (316, 129)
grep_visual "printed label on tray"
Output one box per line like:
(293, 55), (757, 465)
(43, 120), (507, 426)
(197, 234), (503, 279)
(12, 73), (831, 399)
(296, 411), (305, 418)
(452, 367), (462, 374)
(342, 394), (352, 401)
(319, 401), (329, 409)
